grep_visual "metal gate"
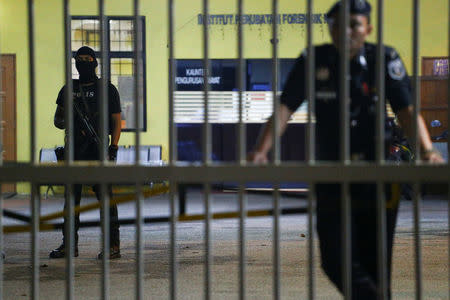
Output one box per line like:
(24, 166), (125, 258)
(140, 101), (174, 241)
(0, 0), (449, 299)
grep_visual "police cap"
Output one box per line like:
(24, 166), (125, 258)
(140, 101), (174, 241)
(326, 0), (372, 20)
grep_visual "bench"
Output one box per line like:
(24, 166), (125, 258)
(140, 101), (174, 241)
(39, 145), (163, 198)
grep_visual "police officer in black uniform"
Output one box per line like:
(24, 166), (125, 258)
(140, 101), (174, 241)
(50, 46), (123, 259)
(248, 1), (443, 298)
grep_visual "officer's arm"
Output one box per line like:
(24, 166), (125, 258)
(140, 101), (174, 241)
(54, 105), (65, 129)
(248, 104), (293, 163)
(110, 113), (122, 146)
(396, 105), (443, 162)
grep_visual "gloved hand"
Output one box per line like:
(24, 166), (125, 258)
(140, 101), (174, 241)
(108, 145), (119, 161)
(54, 146), (65, 161)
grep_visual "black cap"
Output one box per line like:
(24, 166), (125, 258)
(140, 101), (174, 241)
(75, 46), (97, 61)
(326, 0), (372, 20)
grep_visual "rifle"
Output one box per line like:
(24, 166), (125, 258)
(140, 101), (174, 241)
(73, 99), (101, 147)
(73, 84), (101, 151)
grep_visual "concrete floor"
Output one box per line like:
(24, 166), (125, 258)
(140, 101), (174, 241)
(1, 190), (449, 299)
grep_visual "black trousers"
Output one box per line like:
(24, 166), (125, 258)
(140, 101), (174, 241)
(316, 184), (399, 300)
(63, 184), (120, 247)
(61, 144), (120, 247)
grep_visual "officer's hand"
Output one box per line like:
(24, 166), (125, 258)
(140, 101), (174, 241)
(247, 151), (269, 164)
(108, 145), (119, 161)
(422, 149), (445, 164)
(54, 146), (65, 161)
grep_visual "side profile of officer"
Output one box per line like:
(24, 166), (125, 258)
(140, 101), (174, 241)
(51, 46), (122, 259)
(248, 0), (443, 298)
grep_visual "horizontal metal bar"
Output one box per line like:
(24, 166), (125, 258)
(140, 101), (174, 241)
(0, 164), (449, 183)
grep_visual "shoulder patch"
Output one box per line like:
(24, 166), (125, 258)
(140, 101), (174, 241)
(388, 58), (405, 80)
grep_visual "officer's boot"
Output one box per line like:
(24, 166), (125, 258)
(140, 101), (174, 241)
(50, 185), (82, 259)
(97, 203), (121, 260)
(97, 213), (121, 259)
(49, 233), (79, 259)
(49, 242), (79, 259)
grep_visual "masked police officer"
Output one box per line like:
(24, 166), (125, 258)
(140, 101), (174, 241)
(248, 0), (443, 298)
(50, 46), (122, 259)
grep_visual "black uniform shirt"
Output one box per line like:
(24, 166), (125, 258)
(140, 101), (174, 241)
(56, 79), (121, 151)
(281, 43), (411, 161)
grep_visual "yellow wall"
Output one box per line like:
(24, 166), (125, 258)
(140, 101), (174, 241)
(0, 0), (448, 193)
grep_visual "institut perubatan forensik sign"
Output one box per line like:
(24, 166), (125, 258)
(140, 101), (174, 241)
(197, 13), (328, 25)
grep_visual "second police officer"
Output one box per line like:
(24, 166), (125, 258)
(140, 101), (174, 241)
(248, 0), (443, 298)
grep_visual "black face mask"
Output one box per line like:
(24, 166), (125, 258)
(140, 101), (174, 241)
(76, 61), (97, 83)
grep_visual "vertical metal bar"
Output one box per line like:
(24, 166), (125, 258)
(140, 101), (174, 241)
(412, 1), (422, 299)
(412, 0), (421, 161)
(31, 184), (39, 300)
(338, 0), (351, 298)
(202, 0), (211, 164)
(271, 1), (280, 294)
(204, 183), (212, 300)
(306, 0), (315, 163)
(375, 1), (388, 299)
(64, 185), (75, 300)
(237, 0), (245, 164)
(133, 1), (143, 299)
(100, 183), (110, 300)
(375, 0), (386, 162)
(238, 184), (246, 300)
(341, 182), (351, 300)
(27, 0), (39, 298)
(305, 1), (315, 298)
(98, 0), (108, 163)
(412, 182), (422, 300)
(168, 0), (177, 164)
(169, 184), (178, 300)
(236, 0), (246, 294)
(271, 0), (280, 164)
(28, 0), (36, 164)
(339, 1), (350, 164)
(98, 1), (110, 299)
(168, 0), (177, 299)
(376, 182), (387, 299)
(202, 0), (212, 299)
(63, 3), (74, 163)
(133, 0), (142, 163)
(236, 0), (247, 295)
(63, 1), (75, 299)
(270, 1), (281, 297)
(337, 0), (350, 150)
(135, 183), (143, 300)
(273, 184), (280, 300)
(307, 184), (315, 300)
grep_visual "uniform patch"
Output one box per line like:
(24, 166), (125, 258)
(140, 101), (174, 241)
(388, 58), (405, 80)
(316, 67), (330, 81)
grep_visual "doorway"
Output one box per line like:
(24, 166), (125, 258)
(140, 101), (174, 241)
(1, 54), (17, 194)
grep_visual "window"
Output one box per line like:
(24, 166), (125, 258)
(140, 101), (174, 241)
(71, 16), (146, 131)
